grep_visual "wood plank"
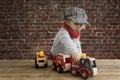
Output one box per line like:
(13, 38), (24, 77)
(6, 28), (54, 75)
(0, 59), (120, 80)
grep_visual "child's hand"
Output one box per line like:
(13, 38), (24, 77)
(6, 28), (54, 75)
(71, 53), (81, 62)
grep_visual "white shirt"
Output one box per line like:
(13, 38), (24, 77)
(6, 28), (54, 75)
(51, 27), (82, 55)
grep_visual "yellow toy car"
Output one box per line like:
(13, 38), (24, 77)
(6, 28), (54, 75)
(35, 51), (48, 68)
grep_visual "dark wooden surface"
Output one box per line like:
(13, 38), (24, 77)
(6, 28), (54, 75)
(0, 59), (120, 80)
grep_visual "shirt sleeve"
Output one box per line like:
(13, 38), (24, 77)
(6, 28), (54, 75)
(59, 31), (79, 54)
(77, 38), (82, 53)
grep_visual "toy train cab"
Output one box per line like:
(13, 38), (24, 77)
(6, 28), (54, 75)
(35, 51), (48, 68)
(52, 54), (71, 73)
(71, 54), (98, 79)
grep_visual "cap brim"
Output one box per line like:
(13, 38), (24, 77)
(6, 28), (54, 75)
(72, 18), (91, 27)
(85, 21), (91, 26)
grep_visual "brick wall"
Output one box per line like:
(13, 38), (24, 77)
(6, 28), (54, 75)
(0, 0), (120, 59)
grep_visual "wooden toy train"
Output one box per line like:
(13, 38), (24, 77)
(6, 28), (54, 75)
(35, 51), (98, 80)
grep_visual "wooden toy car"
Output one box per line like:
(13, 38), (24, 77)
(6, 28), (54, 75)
(71, 54), (98, 79)
(35, 51), (48, 68)
(52, 54), (71, 73)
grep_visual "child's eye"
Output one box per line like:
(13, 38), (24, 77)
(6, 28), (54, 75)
(74, 23), (79, 25)
(74, 23), (83, 26)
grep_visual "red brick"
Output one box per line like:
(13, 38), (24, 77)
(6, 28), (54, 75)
(0, 0), (119, 59)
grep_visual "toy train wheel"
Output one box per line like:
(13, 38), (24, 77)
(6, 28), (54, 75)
(57, 65), (63, 73)
(81, 70), (89, 79)
(52, 63), (57, 71)
(71, 68), (78, 76)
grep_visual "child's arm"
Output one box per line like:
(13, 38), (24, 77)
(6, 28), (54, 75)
(60, 31), (81, 61)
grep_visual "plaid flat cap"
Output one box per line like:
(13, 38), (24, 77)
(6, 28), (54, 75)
(62, 7), (90, 26)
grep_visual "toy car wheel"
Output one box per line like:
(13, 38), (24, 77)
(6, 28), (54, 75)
(81, 70), (89, 79)
(52, 63), (57, 71)
(71, 68), (78, 76)
(44, 62), (48, 68)
(35, 57), (39, 68)
(57, 65), (63, 73)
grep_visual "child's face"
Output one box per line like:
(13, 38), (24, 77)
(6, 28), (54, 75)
(69, 20), (86, 32)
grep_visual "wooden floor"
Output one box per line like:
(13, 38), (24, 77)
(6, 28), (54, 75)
(0, 59), (120, 80)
